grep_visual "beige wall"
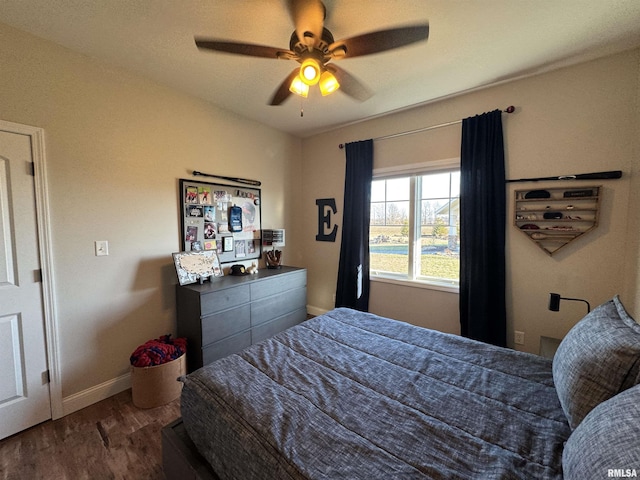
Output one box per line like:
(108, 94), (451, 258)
(624, 55), (640, 314)
(0, 23), (301, 403)
(299, 48), (640, 353)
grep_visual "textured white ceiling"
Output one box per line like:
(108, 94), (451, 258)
(2, 0), (640, 137)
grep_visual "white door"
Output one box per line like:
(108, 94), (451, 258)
(0, 129), (51, 439)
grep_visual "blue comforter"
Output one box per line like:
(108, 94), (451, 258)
(181, 308), (570, 479)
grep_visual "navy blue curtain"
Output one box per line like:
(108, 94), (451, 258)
(335, 139), (373, 311)
(459, 110), (506, 347)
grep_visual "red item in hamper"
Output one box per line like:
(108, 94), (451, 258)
(129, 334), (187, 367)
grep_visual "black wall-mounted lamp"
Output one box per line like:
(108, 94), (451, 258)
(549, 293), (591, 314)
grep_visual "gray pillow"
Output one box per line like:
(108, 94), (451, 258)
(553, 295), (640, 429)
(563, 384), (640, 479)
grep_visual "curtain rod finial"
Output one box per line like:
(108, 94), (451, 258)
(505, 106), (515, 113)
(338, 144), (344, 149)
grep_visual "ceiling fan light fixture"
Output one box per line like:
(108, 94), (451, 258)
(195, 2), (430, 106)
(289, 75), (309, 98)
(319, 70), (340, 96)
(300, 58), (321, 85)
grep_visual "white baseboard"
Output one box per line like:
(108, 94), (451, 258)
(307, 305), (330, 317)
(62, 372), (131, 417)
(61, 306), (330, 417)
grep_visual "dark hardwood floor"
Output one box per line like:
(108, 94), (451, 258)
(0, 389), (180, 480)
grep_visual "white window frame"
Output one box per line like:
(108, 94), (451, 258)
(370, 158), (460, 293)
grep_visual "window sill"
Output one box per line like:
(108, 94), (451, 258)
(370, 274), (459, 294)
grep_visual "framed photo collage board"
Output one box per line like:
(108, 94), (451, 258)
(179, 178), (262, 265)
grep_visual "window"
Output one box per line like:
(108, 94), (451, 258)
(370, 167), (460, 289)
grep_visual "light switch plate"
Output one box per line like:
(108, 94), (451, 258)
(95, 240), (109, 256)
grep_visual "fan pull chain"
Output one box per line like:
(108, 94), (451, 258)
(300, 97), (304, 117)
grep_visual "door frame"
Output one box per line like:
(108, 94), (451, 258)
(1, 119), (62, 419)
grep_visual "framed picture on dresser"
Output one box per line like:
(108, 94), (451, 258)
(172, 250), (222, 285)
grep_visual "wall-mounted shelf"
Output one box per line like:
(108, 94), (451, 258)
(514, 186), (600, 255)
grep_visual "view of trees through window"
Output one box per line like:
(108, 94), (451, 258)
(370, 170), (460, 285)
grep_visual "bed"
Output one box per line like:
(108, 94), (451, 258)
(167, 296), (640, 479)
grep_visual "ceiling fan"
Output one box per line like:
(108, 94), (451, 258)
(194, 0), (429, 105)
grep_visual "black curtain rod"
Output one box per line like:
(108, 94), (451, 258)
(338, 106), (515, 149)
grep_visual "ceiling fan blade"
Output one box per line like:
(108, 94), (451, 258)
(325, 64), (372, 102)
(287, 0), (326, 48)
(328, 23), (429, 59)
(195, 38), (296, 59)
(269, 69), (300, 105)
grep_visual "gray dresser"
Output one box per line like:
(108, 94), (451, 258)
(176, 266), (307, 372)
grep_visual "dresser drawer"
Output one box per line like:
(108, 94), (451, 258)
(251, 270), (306, 301)
(251, 286), (306, 326)
(200, 285), (250, 316)
(201, 304), (251, 346)
(252, 307), (307, 344)
(202, 330), (251, 364)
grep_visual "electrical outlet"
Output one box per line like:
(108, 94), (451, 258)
(514, 331), (525, 345)
(95, 240), (109, 256)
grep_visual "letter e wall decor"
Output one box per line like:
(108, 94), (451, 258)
(316, 198), (338, 242)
